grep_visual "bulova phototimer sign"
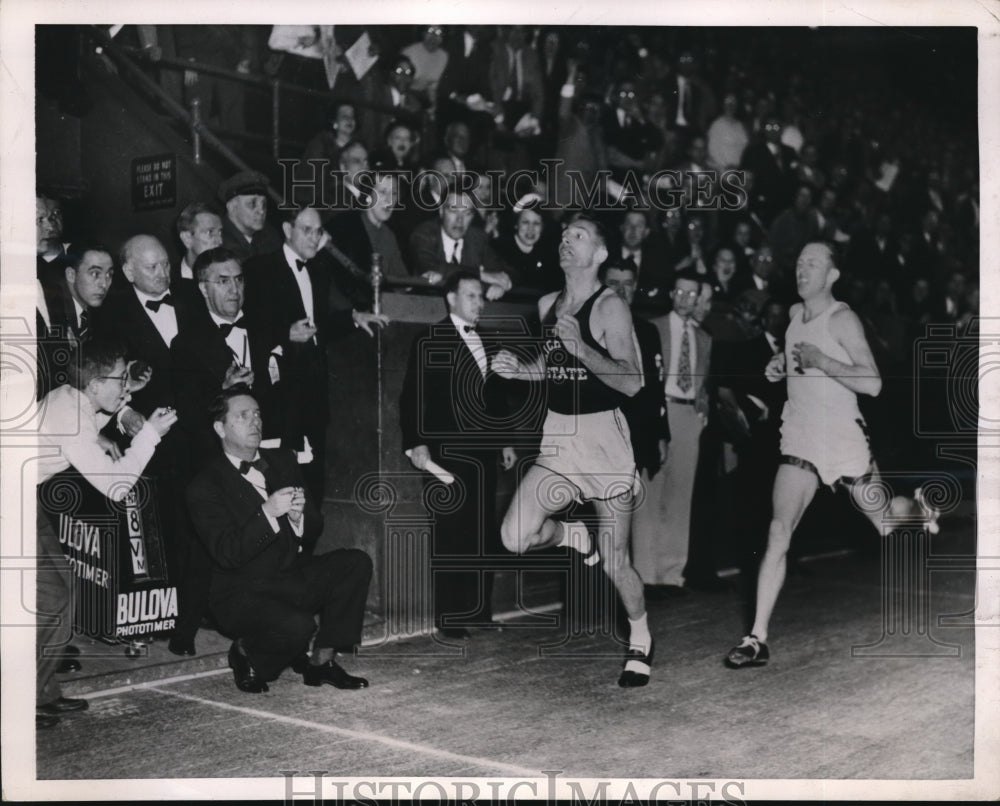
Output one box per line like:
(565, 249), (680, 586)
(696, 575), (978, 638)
(131, 152), (177, 212)
(40, 470), (177, 642)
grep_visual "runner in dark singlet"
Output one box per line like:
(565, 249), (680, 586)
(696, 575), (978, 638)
(492, 215), (654, 687)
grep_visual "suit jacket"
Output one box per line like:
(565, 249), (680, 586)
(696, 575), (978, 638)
(36, 269), (88, 400)
(185, 447), (322, 603)
(622, 317), (670, 477)
(664, 74), (716, 134)
(739, 141), (798, 226)
(409, 220), (514, 284)
(170, 307), (281, 471)
(399, 318), (510, 471)
(220, 215), (283, 265)
(96, 281), (205, 415)
(358, 77), (425, 152)
(243, 248), (344, 447)
(651, 313), (712, 417)
(436, 31), (496, 136)
(488, 42), (545, 122)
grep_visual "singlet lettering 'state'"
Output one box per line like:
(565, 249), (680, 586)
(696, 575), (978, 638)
(542, 286), (624, 415)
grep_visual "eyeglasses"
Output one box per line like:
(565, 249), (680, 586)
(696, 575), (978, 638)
(204, 275), (245, 288)
(394, 66), (415, 76)
(426, 26), (443, 36)
(232, 409), (262, 423)
(97, 374), (128, 388)
(672, 289), (700, 300)
(765, 123), (782, 131)
(618, 90), (636, 99)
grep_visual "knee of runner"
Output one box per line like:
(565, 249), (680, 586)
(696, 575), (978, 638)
(766, 519), (792, 553)
(500, 519), (525, 554)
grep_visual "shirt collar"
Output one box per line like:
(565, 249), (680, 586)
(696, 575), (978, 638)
(283, 242), (308, 272)
(450, 312), (476, 333)
(224, 450), (260, 471)
(441, 229), (461, 253)
(133, 286), (171, 305)
(208, 309), (246, 328)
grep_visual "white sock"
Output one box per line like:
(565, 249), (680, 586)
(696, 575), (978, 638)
(557, 521), (599, 564)
(628, 613), (651, 655)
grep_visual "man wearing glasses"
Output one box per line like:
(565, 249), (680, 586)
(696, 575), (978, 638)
(36, 338), (177, 728)
(739, 114), (798, 227)
(631, 271), (713, 597)
(603, 80), (660, 185)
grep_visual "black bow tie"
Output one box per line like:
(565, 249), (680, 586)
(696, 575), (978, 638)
(295, 259), (308, 272)
(219, 317), (247, 338)
(462, 325), (476, 334)
(145, 294), (173, 312)
(238, 457), (268, 476)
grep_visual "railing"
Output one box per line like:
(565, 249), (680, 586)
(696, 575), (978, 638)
(85, 26), (429, 165)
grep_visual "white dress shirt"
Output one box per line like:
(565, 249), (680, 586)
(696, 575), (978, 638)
(133, 286), (179, 346)
(451, 313), (487, 377)
(675, 76), (689, 127)
(37, 385), (161, 502)
(223, 450), (304, 538)
(441, 230), (464, 264)
(209, 309), (249, 367)
(179, 257), (194, 281)
(665, 310), (697, 400)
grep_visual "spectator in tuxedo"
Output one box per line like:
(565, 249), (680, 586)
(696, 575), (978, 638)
(601, 262), (670, 481)
(219, 171), (282, 263)
(167, 246), (281, 656)
(174, 202), (223, 287)
(409, 186), (514, 298)
(400, 271), (515, 637)
(494, 195), (561, 293)
(186, 386), (372, 694)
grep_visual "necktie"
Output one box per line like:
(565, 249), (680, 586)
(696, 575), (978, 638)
(451, 242), (462, 264)
(238, 457), (267, 475)
(145, 294), (173, 312)
(219, 317), (247, 338)
(295, 259), (307, 271)
(678, 322), (693, 393)
(77, 309), (90, 340)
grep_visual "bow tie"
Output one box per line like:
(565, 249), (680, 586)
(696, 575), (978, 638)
(295, 259), (308, 272)
(238, 457), (268, 476)
(219, 316), (247, 337)
(145, 294), (173, 312)
(462, 325), (477, 334)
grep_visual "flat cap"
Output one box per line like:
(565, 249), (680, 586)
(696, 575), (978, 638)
(219, 170), (268, 202)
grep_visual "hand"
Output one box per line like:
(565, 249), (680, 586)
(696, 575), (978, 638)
(262, 486), (297, 519)
(119, 407), (146, 438)
(792, 341), (825, 374)
(764, 352), (787, 383)
(287, 486), (306, 523)
(147, 407), (178, 437)
(223, 363), (255, 389)
(484, 283), (506, 301)
(491, 349), (521, 379)
(126, 361), (153, 394)
(352, 311), (390, 337)
(501, 446), (516, 471)
(184, 69), (198, 87)
(466, 93), (488, 112)
(235, 58), (250, 74)
(484, 211), (500, 237)
(657, 439), (669, 465)
(421, 271), (443, 285)
(289, 318), (317, 343)
(408, 445), (430, 471)
(554, 314), (583, 356)
(97, 435), (122, 461)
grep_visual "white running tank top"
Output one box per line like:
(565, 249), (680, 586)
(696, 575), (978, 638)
(784, 300), (862, 425)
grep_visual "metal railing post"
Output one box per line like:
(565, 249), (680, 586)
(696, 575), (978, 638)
(190, 97), (202, 165)
(272, 80), (281, 160)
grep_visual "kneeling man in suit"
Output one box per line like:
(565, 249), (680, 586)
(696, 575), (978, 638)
(186, 386), (372, 693)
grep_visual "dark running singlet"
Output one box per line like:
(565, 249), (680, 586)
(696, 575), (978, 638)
(542, 285), (624, 415)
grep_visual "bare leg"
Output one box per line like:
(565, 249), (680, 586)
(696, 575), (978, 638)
(750, 464), (819, 643)
(500, 465), (578, 554)
(593, 494), (645, 621)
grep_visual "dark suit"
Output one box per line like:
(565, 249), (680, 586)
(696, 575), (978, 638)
(664, 75), (715, 137)
(436, 31), (496, 146)
(622, 318), (669, 478)
(409, 220), (514, 285)
(400, 317), (511, 628)
(220, 216), (283, 265)
(36, 270), (88, 400)
(739, 141), (798, 227)
(243, 247), (351, 499)
(186, 448), (371, 681)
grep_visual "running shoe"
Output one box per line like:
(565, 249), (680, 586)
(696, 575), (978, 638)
(914, 487), (940, 535)
(724, 634), (769, 668)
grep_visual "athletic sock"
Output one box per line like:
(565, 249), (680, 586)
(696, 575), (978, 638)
(558, 520), (600, 565)
(628, 613), (652, 655)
